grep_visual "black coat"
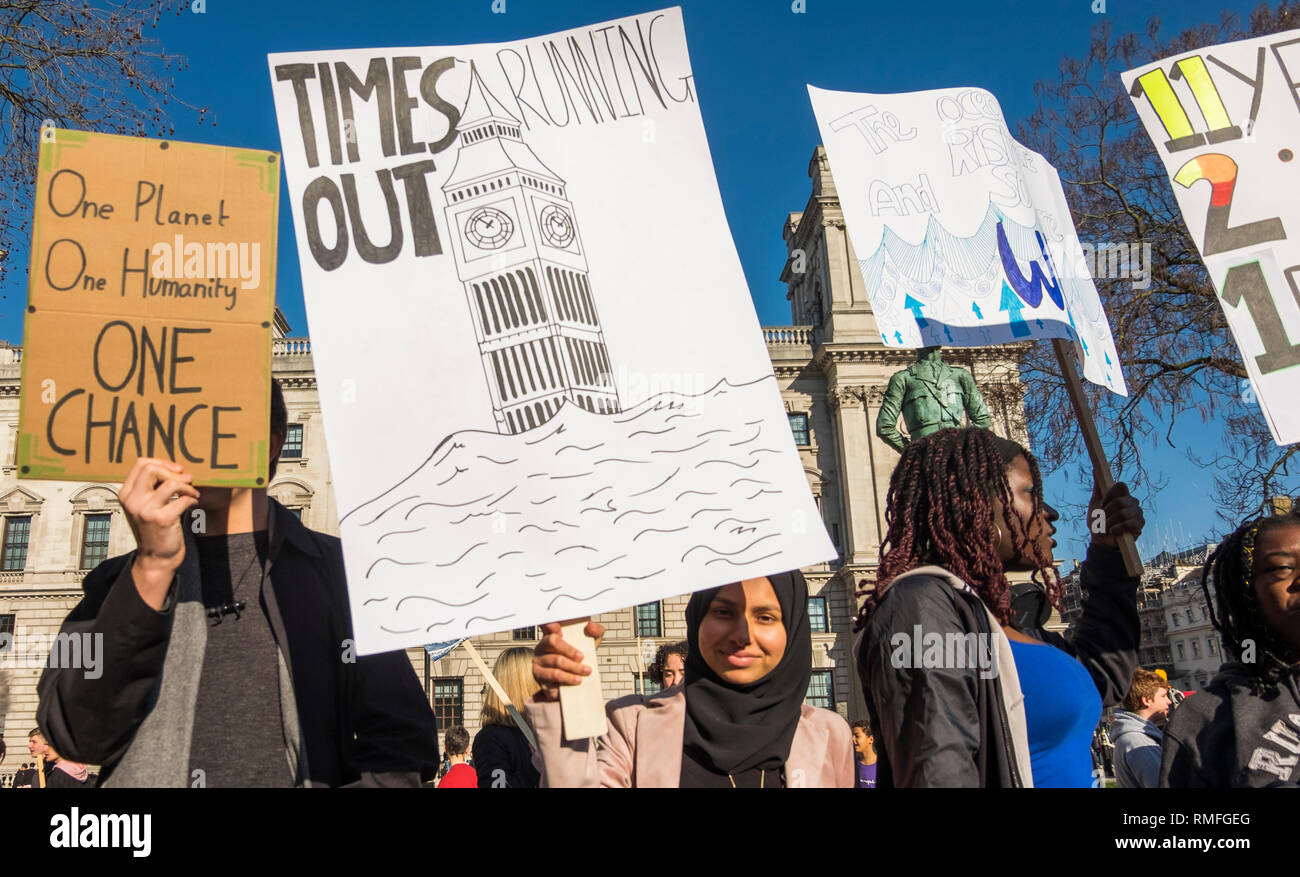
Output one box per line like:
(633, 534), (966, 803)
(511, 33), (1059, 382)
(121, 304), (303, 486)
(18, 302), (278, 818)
(38, 500), (440, 787)
(857, 544), (1139, 787)
(472, 722), (539, 788)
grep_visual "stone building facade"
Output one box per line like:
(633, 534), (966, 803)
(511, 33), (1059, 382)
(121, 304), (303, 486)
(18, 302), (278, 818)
(0, 145), (1030, 779)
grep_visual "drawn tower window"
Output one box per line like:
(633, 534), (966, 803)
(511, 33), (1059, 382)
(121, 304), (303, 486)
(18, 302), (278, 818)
(443, 63), (621, 434)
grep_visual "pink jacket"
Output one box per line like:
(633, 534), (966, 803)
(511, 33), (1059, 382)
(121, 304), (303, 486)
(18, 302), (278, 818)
(526, 686), (855, 788)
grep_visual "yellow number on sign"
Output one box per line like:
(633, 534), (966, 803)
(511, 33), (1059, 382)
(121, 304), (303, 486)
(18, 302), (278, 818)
(1130, 57), (1241, 153)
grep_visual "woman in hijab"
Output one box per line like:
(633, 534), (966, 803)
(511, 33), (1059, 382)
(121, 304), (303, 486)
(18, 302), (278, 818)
(527, 572), (854, 787)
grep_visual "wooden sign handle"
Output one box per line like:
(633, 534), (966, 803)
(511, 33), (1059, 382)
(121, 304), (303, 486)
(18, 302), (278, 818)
(36, 753), (46, 789)
(557, 618), (608, 741)
(1052, 339), (1143, 577)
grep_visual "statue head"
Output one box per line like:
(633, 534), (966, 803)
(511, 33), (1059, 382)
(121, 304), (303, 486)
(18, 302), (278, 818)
(916, 346), (943, 364)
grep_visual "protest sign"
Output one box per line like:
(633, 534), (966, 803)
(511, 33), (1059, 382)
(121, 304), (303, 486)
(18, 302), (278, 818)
(809, 85), (1127, 395)
(1123, 31), (1300, 445)
(269, 7), (836, 655)
(18, 130), (280, 485)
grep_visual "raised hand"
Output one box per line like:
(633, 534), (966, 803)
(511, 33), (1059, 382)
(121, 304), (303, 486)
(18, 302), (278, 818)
(119, 458), (200, 609)
(532, 619), (606, 701)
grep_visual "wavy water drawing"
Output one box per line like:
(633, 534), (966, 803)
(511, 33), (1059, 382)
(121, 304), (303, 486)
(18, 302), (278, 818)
(343, 376), (827, 646)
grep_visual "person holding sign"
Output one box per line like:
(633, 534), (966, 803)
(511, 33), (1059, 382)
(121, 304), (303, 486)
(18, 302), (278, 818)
(855, 427), (1145, 787)
(1160, 510), (1300, 788)
(37, 381), (440, 787)
(528, 571), (854, 787)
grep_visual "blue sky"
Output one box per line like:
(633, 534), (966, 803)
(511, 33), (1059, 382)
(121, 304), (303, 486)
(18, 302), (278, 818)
(3, 0), (1277, 569)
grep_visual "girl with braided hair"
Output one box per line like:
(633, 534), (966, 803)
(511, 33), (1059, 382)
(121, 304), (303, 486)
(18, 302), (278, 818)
(1160, 510), (1300, 787)
(856, 427), (1146, 787)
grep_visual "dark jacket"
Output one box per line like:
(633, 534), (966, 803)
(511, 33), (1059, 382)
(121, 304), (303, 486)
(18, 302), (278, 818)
(44, 761), (92, 789)
(37, 500), (439, 787)
(1159, 664), (1300, 788)
(473, 722), (539, 788)
(857, 544), (1139, 787)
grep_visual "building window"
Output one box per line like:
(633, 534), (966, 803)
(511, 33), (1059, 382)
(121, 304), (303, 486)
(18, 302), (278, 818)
(805, 669), (834, 709)
(289, 508), (303, 521)
(2, 515), (31, 571)
(635, 602), (662, 638)
(282, 424), (304, 459)
(1176, 642), (1185, 661)
(1207, 637), (1217, 656)
(808, 596), (829, 633)
(1191, 640), (1200, 659)
(80, 513), (111, 570)
(511, 626), (538, 640)
(0, 614), (13, 653)
(788, 413), (810, 446)
(637, 673), (661, 697)
(430, 677), (464, 733)
(1171, 614), (1179, 628)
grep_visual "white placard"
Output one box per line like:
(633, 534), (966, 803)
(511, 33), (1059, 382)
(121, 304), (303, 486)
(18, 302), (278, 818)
(809, 84), (1127, 395)
(269, 8), (835, 655)
(1123, 31), (1300, 445)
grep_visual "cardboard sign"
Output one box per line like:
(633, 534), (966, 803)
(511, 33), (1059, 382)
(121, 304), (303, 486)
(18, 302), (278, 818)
(18, 130), (280, 485)
(1123, 31), (1300, 445)
(809, 85), (1127, 395)
(269, 7), (836, 655)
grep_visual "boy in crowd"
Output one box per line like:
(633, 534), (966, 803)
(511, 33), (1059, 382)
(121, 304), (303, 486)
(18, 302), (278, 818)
(851, 720), (878, 788)
(437, 726), (477, 788)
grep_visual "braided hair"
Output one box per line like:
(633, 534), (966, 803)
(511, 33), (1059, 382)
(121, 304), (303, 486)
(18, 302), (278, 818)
(1201, 510), (1300, 694)
(853, 427), (1060, 630)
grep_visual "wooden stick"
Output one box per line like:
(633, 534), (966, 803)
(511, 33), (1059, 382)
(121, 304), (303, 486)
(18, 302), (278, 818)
(557, 618), (608, 741)
(36, 752), (46, 789)
(461, 640), (538, 750)
(1052, 339), (1143, 577)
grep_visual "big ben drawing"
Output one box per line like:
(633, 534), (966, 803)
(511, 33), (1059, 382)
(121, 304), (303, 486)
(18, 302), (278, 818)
(443, 63), (621, 435)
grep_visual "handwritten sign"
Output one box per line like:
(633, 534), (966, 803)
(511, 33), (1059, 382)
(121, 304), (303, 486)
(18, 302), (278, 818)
(809, 85), (1127, 394)
(18, 130), (280, 485)
(1124, 31), (1300, 444)
(269, 7), (835, 655)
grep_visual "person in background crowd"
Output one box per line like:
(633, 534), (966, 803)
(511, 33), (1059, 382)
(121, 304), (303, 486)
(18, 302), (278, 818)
(1161, 510), (1300, 787)
(851, 720), (878, 788)
(14, 762), (37, 789)
(473, 647), (541, 788)
(38, 379), (439, 787)
(27, 729), (92, 788)
(437, 726), (477, 789)
(1111, 669), (1171, 788)
(529, 572), (854, 788)
(856, 427), (1145, 787)
(651, 641), (688, 689)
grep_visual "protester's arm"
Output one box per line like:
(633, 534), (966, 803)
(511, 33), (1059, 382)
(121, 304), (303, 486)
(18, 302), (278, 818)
(38, 458), (196, 766)
(1052, 483), (1145, 707)
(861, 578), (983, 788)
(36, 556), (176, 766)
(343, 648), (440, 788)
(529, 620), (633, 787)
(875, 373), (908, 454)
(525, 696), (637, 788)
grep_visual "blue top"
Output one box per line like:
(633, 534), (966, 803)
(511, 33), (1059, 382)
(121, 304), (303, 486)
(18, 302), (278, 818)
(856, 761), (877, 788)
(1009, 640), (1101, 788)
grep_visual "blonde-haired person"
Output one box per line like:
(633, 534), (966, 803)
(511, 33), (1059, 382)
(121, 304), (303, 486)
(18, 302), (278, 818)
(472, 647), (541, 788)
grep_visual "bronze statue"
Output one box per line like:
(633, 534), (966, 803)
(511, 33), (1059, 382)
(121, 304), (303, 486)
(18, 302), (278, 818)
(876, 346), (992, 454)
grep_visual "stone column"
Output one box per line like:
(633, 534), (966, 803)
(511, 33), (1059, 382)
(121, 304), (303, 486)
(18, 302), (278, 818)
(827, 385), (877, 566)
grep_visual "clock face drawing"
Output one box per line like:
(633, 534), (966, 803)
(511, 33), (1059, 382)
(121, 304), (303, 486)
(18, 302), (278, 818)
(538, 204), (576, 249)
(464, 207), (515, 250)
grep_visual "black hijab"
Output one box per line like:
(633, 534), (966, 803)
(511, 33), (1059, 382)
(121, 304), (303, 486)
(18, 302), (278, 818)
(681, 570), (812, 774)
